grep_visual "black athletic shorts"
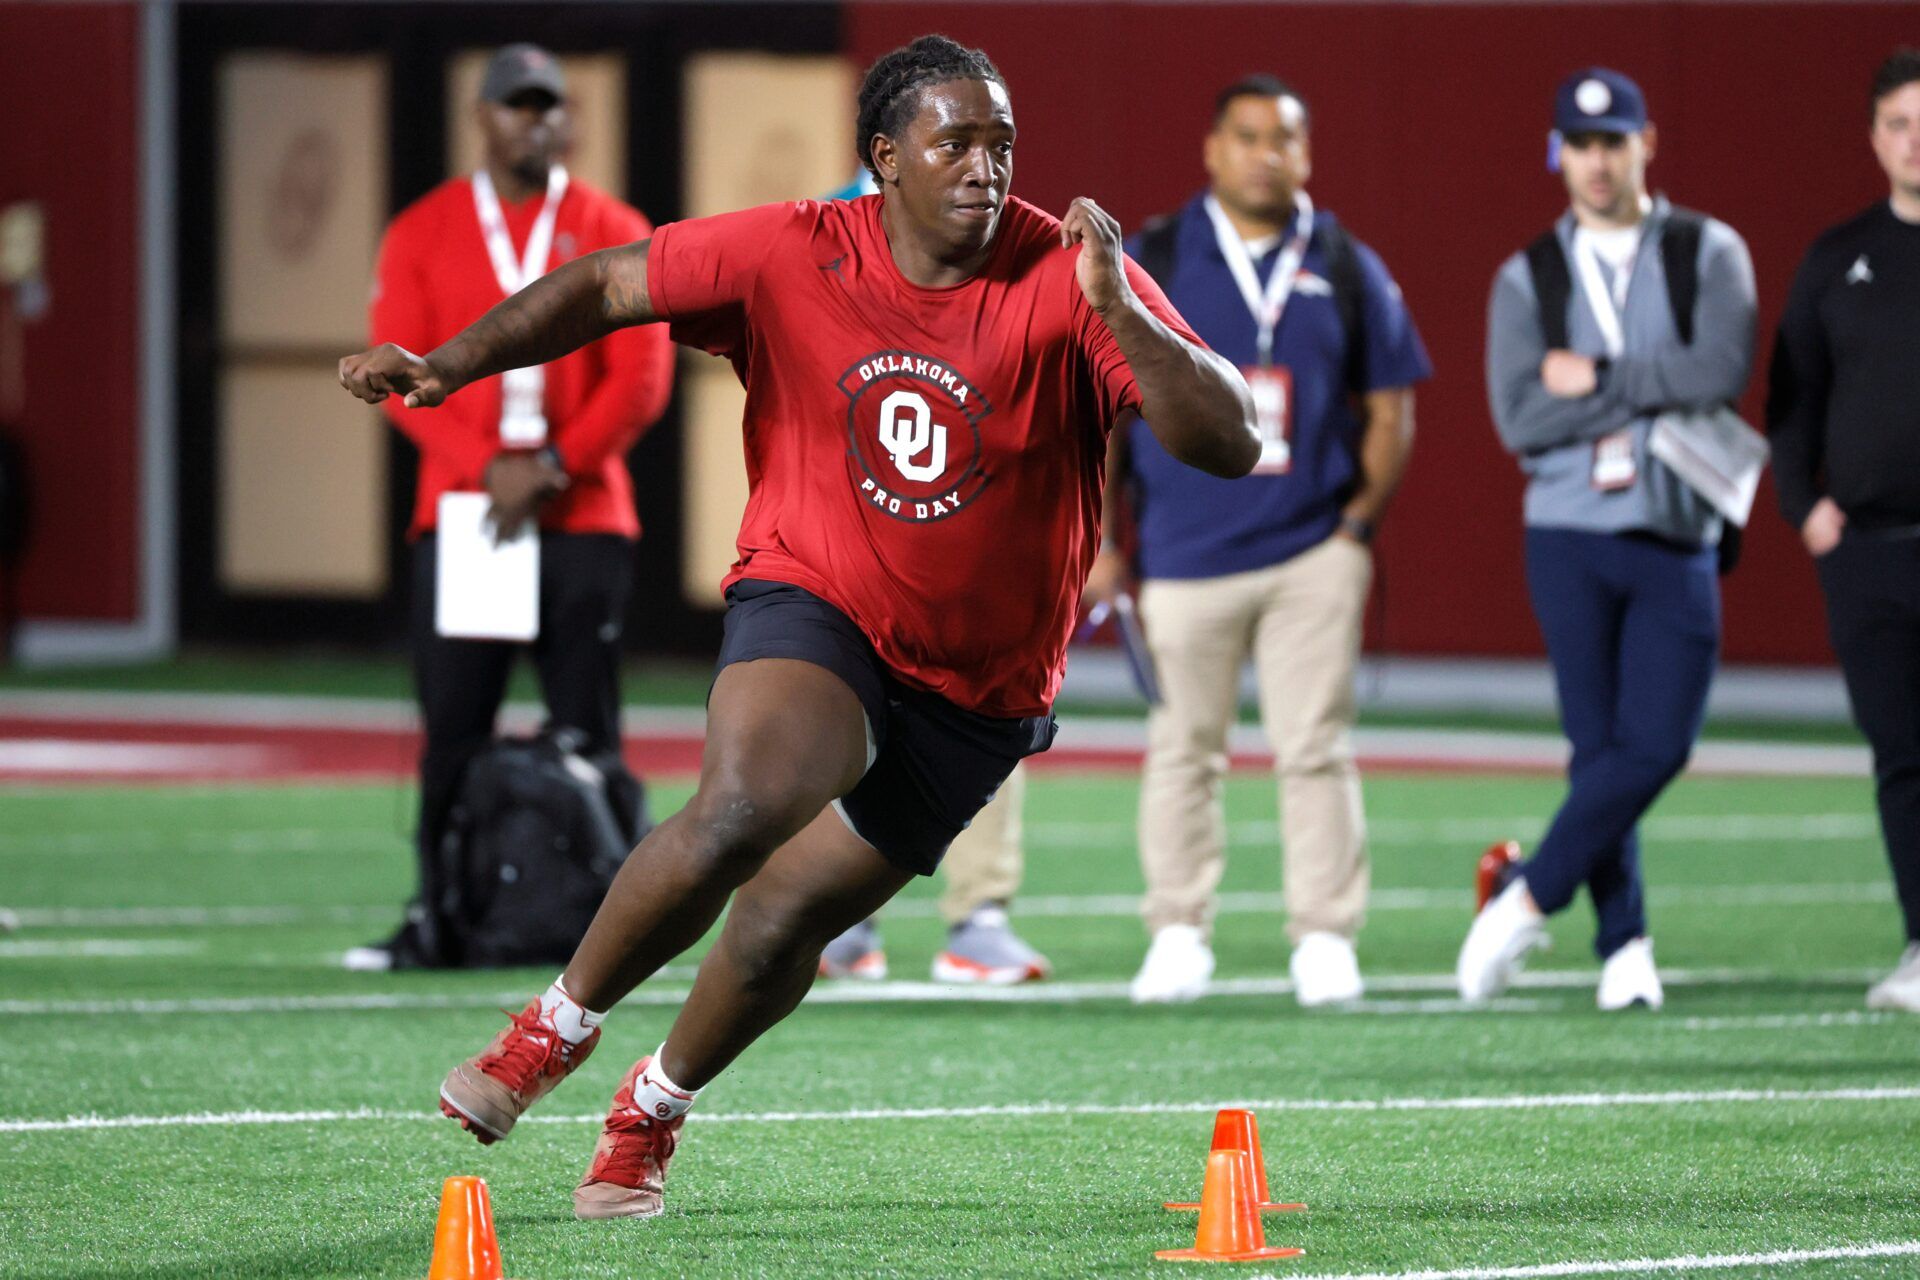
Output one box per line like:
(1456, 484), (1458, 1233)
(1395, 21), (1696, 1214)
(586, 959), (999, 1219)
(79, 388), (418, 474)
(715, 578), (1057, 876)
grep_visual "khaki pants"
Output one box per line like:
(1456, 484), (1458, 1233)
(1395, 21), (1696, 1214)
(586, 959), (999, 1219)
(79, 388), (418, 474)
(939, 761), (1026, 927)
(1138, 535), (1371, 944)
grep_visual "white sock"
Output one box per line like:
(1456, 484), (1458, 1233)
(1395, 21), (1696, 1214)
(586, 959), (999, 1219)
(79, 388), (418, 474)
(632, 1045), (699, 1122)
(539, 978), (606, 1046)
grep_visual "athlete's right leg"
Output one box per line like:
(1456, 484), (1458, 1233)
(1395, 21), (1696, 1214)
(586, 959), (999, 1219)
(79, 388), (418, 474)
(436, 656), (868, 1143)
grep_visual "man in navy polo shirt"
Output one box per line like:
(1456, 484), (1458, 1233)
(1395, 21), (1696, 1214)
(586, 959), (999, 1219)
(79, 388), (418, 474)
(1093, 75), (1430, 1006)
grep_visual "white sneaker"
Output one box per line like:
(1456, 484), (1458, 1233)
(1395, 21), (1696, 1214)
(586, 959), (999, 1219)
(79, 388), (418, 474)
(1130, 924), (1215, 1004)
(340, 945), (395, 972)
(1290, 931), (1363, 1007)
(1456, 877), (1547, 1002)
(1866, 943), (1920, 1012)
(1596, 937), (1663, 1011)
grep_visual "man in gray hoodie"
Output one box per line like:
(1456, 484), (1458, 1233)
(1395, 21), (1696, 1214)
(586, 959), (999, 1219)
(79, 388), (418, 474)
(1461, 67), (1756, 1010)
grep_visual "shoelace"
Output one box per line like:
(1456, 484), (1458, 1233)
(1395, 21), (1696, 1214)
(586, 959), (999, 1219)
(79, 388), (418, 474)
(481, 1006), (568, 1086)
(594, 1101), (677, 1187)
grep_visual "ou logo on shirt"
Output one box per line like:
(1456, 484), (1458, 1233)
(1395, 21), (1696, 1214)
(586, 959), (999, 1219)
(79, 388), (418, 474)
(878, 390), (948, 482)
(837, 349), (993, 524)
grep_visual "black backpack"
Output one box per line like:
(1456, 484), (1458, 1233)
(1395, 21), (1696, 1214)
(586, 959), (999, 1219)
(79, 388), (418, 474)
(1521, 207), (1741, 574)
(1523, 206), (1705, 349)
(432, 729), (650, 968)
(1132, 211), (1369, 395)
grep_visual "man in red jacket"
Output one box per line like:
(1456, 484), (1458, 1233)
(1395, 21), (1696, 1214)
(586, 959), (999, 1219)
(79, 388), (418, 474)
(345, 44), (674, 970)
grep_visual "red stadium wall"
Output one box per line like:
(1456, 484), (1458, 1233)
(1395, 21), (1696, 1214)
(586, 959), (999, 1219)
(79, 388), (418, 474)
(848, 3), (1907, 665)
(0, 2), (142, 624)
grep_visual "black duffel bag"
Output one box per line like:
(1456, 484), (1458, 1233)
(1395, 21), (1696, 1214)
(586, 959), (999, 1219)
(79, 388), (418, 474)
(432, 728), (650, 968)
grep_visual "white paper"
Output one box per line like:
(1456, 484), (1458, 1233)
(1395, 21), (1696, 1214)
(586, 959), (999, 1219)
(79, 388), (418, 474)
(434, 491), (539, 641)
(1648, 407), (1771, 528)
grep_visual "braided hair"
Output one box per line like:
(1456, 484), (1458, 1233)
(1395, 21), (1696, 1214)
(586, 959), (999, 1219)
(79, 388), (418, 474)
(856, 35), (1006, 184)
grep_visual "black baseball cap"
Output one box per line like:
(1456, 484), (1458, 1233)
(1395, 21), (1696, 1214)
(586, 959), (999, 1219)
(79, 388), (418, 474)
(481, 43), (566, 104)
(1553, 67), (1647, 136)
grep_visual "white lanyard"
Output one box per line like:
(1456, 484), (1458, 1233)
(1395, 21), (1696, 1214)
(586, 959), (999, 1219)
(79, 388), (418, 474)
(1570, 225), (1639, 360)
(473, 165), (569, 294)
(473, 166), (569, 444)
(1204, 190), (1313, 366)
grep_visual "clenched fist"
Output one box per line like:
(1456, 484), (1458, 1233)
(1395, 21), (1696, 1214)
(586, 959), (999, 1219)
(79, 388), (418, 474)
(338, 343), (455, 409)
(1061, 197), (1134, 316)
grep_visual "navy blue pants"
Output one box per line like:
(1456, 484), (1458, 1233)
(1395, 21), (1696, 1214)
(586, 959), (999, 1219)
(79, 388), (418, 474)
(1522, 527), (1720, 960)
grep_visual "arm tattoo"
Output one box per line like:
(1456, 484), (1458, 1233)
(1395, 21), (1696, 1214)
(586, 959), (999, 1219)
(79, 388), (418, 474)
(598, 240), (655, 325)
(428, 240), (656, 391)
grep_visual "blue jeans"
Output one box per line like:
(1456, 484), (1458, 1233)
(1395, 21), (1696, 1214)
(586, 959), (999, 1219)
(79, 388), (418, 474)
(1522, 527), (1720, 960)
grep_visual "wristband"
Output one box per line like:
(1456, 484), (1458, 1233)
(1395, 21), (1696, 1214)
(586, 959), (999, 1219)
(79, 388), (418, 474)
(1339, 514), (1375, 545)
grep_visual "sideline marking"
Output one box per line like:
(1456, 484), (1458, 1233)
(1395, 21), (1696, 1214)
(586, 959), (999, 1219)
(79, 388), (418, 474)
(7, 1086), (1920, 1136)
(1255, 1239), (1920, 1280)
(0, 739), (271, 775)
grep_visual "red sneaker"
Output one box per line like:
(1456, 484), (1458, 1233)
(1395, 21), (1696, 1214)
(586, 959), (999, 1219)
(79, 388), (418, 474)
(438, 999), (599, 1145)
(573, 1056), (685, 1220)
(1476, 841), (1523, 914)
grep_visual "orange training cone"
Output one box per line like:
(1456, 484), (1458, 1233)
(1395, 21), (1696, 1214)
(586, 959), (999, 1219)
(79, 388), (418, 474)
(427, 1175), (506, 1280)
(1155, 1148), (1305, 1263)
(1166, 1109), (1306, 1212)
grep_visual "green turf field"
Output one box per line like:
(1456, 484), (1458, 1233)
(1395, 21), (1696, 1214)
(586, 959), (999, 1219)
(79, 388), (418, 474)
(4, 768), (1919, 1279)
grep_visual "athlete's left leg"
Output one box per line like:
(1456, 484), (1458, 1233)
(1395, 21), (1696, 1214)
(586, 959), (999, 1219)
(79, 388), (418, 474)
(660, 806), (914, 1089)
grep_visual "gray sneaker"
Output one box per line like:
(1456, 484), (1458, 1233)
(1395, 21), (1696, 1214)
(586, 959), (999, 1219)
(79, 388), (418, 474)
(931, 905), (1051, 985)
(818, 917), (887, 980)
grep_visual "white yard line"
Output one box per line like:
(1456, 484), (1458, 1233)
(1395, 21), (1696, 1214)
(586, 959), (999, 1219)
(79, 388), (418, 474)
(883, 883), (1890, 919)
(11, 882), (1887, 930)
(0, 811), (1881, 859)
(12, 905), (392, 928)
(1255, 1240), (1920, 1280)
(1679, 1011), (1908, 1032)
(0, 939), (205, 959)
(1028, 812), (1881, 849)
(0, 967), (1885, 1017)
(0, 829), (405, 856)
(7, 1086), (1920, 1136)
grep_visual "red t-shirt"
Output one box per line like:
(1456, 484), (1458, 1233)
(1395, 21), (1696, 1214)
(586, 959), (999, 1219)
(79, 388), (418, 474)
(647, 194), (1201, 717)
(371, 176), (675, 538)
